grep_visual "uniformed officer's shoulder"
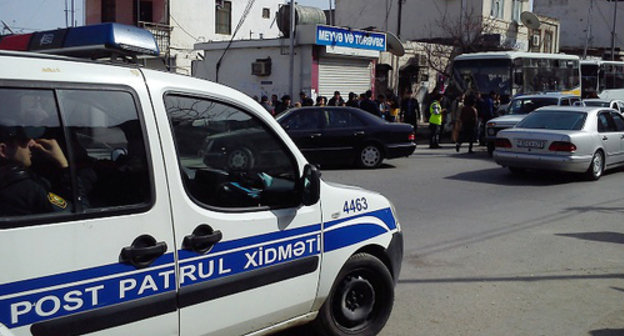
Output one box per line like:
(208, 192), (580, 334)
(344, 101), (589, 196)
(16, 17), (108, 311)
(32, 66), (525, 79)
(0, 163), (30, 189)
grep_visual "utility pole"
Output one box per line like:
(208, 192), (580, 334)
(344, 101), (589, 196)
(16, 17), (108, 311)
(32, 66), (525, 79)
(71, 0), (75, 27)
(583, 0), (593, 59)
(397, 0), (403, 38)
(65, 0), (69, 27)
(611, 0), (618, 60)
(289, 0), (296, 101)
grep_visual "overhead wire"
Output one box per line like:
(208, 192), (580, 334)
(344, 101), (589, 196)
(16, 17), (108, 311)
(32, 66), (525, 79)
(215, 0), (257, 82)
(170, 15), (199, 41)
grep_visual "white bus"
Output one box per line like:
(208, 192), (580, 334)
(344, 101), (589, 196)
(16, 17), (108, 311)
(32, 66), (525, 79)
(451, 51), (581, 104)
(581, 60), (624, 100)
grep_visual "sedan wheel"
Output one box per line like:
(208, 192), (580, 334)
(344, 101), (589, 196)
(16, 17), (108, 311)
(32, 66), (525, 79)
(585, 151), (604, 181)
(227, 147), (254, 171)
(359, 144), (383, 168)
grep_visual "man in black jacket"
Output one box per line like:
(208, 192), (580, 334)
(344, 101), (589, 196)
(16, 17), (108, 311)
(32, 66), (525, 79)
(0, 126), (72, 215)
(359, 90), (381, 118)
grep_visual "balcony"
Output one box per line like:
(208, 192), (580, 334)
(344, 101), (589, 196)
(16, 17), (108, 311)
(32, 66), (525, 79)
(138, 21), (172, 55)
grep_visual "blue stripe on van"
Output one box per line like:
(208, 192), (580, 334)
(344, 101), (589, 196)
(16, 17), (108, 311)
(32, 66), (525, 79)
(324, 207), (396, 231)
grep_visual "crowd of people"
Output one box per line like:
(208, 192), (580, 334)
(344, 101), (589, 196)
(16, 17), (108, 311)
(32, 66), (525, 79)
(252, 89), (422, 130)
(251, 88), (503, 152)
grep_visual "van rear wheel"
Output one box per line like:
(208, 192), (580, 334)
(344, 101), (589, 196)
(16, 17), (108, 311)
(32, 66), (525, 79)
(312, 253), (394, 336)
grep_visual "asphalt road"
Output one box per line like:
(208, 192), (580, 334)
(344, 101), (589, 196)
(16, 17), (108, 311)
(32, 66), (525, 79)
(282, 144), (624, 336)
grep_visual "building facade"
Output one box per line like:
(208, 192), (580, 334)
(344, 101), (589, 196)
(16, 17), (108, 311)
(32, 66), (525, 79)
(193, 24), (383, 101)
(334, 0), (557, 98)
(533, 0), (624, 60)
(85, 0), (284, 74)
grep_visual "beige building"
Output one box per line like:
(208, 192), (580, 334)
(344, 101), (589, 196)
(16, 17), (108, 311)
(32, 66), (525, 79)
(533, 0), (624, 60)
(334, 0), (559, 97)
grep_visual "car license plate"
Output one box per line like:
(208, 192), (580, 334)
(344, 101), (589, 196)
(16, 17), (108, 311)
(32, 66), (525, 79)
(516, 139), (545, 149)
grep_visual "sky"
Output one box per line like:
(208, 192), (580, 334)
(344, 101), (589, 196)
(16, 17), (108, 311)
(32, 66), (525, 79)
(0, 0), (331, 34)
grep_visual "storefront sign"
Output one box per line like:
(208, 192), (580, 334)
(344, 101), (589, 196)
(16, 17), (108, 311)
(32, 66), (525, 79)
(316, 25), (386, 52)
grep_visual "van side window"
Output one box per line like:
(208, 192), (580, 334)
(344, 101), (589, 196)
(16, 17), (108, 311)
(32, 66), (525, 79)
(0, 88), (150, 222)
(165, 94), (299, 209)
(57, 90), (151, 208)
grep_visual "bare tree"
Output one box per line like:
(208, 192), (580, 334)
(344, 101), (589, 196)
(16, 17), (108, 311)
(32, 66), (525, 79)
(421, 7), (502, 77)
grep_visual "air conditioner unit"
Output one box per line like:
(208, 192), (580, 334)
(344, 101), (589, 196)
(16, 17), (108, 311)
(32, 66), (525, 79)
(252, 58), (271, 76)
(531, 34), (541, 47)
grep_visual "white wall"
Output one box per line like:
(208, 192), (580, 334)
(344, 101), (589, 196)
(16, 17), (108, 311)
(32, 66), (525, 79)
(170, 0), (284, 75)
(334, 0), (533, 43)
(193, 43), (314, 99)
(334, 0), (487, 41)
(533, 0), (624, 51)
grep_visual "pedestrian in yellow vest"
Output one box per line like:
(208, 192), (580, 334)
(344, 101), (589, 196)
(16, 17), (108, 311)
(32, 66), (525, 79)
(429, 94), (443, 148)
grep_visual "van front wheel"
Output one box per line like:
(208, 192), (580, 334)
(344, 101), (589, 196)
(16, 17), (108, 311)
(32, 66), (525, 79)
(312, 253), (394, 336)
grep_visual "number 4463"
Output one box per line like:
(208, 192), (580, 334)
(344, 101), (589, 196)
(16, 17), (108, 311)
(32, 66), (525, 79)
(343, 197), (368, 214)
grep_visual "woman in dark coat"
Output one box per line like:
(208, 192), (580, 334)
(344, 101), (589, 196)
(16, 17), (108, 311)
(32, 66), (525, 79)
(456, 95), (478, 153)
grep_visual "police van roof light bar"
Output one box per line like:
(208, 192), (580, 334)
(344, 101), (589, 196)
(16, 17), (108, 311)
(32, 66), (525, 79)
(0, 23), (159, 59)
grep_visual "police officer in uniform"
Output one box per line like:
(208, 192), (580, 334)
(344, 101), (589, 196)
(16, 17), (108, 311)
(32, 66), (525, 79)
(0, 125), (72, 215)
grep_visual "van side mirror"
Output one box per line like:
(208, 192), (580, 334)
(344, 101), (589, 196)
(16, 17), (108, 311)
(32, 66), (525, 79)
(301, 164), (321, 206)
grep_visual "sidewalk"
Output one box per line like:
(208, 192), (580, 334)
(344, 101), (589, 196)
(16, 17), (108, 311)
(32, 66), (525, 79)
(413, 122), (486, 153)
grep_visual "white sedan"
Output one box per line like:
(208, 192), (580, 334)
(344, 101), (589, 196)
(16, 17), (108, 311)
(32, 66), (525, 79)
(493, 106), (624, 180)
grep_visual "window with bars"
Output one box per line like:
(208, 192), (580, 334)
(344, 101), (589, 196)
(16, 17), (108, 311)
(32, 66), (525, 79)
(215, 1), (232, 35)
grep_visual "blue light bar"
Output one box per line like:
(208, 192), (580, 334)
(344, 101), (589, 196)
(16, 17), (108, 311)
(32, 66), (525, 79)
(62, 23), (159, 56)
(2, 23), (159, 58)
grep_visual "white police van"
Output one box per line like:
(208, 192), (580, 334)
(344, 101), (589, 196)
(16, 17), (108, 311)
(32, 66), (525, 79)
(0, 24), (403, 336)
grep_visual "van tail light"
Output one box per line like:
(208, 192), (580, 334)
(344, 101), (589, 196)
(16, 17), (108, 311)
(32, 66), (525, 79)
(408, 132), (415, 141)
(549, 141), (576, 152)
(495, 138), (512, 148)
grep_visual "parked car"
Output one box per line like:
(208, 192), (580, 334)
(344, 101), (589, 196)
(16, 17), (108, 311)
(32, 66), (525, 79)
(577, 98), (624, 113)
(485, 94), (581, 156)
(277, 106), (416, 168)
(493, 106), (624, 180)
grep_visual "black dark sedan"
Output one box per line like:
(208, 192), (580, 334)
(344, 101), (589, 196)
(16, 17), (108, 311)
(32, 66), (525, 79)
(277, 106), (416, 168)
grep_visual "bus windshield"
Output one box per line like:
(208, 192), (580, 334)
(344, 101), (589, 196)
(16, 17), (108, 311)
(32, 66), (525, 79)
(452, 59), (512, 97)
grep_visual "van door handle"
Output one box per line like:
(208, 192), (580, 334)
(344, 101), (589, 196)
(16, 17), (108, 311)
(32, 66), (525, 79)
(183, 224), (223, 254)
(120, 234), (167, 269)
(602, 136), (609, 141)
(354, 131), (365, 136)
(309, 133), (322, 138)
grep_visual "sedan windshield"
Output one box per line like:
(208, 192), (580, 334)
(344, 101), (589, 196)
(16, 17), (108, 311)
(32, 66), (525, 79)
(582, 101), (610, 107)
(516, 111), (587, 130)
(508, 97), (559, 115)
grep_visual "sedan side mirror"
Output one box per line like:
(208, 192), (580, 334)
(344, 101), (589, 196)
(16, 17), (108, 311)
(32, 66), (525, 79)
(300, 164), (321, 206)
